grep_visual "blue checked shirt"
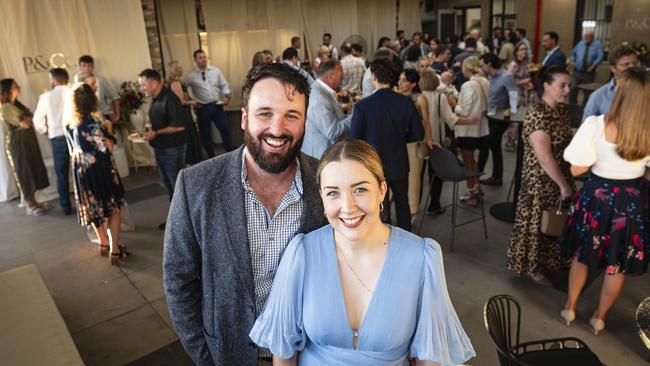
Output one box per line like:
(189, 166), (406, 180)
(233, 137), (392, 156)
(241, 149), (304, 357)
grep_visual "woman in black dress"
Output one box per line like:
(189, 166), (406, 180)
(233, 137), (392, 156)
(67, 83), (126, 264)
(0, 79), (49, 215)
(166, 61), (202, 165)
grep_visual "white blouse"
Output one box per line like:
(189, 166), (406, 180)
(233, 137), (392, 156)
(453, 75), (489, 138)
(564, 115), (650, 179)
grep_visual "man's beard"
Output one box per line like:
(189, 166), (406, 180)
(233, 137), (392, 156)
(244, 129), (303, 174)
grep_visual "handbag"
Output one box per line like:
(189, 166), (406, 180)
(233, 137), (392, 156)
(438, 93), (452, 148)
(540, 198), (567, 237)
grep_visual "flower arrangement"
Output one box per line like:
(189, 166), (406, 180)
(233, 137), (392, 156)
(118, 81), (144, 121)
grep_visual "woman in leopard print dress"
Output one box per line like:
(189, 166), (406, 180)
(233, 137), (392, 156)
(506, 66), (575, 283)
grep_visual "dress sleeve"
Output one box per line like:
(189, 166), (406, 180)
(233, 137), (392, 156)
(409, 239), (476, 365)
(249, 234), (307, 359)
(523, 105), (549, 139)
(563, 115), (599, 167)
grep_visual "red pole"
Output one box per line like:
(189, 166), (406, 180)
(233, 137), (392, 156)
(534, 0), (543, 63)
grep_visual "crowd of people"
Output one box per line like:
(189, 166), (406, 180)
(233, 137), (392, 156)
(0, 24), (648, 365)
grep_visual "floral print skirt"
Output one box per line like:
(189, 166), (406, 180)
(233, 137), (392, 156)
(560, 173), (648, 275)
(72, 150), (125, 228)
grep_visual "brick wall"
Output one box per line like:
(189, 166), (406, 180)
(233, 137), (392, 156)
(141, 0), (163, 73)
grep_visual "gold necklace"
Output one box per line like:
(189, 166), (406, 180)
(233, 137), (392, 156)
(337, 243), (387, 294)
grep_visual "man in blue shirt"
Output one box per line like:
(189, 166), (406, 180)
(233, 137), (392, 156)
(582, 45), (640, 121)
(478, 53), (518, 186)
(569, 31), (604, 104)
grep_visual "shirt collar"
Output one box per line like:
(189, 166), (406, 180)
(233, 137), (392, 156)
(316, 79), (336, 96)
(547, 46), (560, 55)
(240, 147), (303, 196)
(607, 78), (616, 91)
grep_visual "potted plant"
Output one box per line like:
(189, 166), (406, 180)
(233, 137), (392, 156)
(118, 81), (145, 131)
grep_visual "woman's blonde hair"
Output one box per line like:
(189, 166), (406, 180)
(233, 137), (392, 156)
(66, 82), (102, 128)
(317, 139), (385, 187)
(419, 68), (440, 91)
(607, 67), (650, 161)
(166, 61), (181, 83)
(462, 56), (481, 76)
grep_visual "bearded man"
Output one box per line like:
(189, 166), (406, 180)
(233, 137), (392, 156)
(163, 63), (325, 366)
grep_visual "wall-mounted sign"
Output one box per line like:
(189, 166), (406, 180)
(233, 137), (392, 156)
(22, 53), (78, 74)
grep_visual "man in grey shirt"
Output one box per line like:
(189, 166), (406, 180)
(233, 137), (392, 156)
(183, 49), (235, 157)
(75, 55), (120, 124)
(302, 59), (351, 159)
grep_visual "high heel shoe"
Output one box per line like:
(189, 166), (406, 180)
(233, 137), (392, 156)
(109, 243), (128, 265)
(529, 272), (553, 287)
(589, 317), (605, 335)
(560, 309), (575, 326)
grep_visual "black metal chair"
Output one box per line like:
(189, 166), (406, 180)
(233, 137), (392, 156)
(635, 297), (650, 361)
(484, 294), (603, 366)
(417, 148), (487, 251)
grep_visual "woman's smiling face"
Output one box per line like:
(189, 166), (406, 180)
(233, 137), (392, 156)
(319, 159), (387, 242)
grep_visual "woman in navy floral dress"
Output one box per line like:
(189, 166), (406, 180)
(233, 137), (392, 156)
(560, 68), (650, 335)
(66, 83), (126, 264)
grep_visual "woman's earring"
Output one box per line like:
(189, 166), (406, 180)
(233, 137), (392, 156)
(380, 202), (384, 212)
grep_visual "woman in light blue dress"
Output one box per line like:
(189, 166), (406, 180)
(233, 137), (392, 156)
(250, 139), (475, 366)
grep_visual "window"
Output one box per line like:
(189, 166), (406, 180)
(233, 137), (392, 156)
(491, 0), (517, 31)
(574, 0), (614, 51)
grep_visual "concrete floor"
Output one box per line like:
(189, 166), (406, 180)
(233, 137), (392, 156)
(1, 151), (648, 366)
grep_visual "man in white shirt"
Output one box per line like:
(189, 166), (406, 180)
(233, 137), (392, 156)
(281, 47), (316, 85)
(459, 29), (486, 55)
(33, 68), (72, 214)
(74, 55), (120, 124)
(339, 44), (366, 92)
(302, 60), (351, 159)
(183, 49), (234, 157)
(320, 33), (339, 60)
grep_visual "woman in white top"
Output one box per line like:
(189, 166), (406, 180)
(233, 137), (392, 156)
(448, 56), (489, 205)
(560, 67), (650, 335)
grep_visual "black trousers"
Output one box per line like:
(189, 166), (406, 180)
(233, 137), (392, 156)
(478, 118), (509, 179)
(570, 70), (596, 105)
(427, 163), (444, 210)
(382, 178), (411, 231)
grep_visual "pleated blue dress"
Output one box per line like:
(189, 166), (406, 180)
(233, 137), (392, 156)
(250, 225), (475, 366)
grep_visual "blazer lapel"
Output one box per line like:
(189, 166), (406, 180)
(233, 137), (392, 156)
(298, 154), (327, 232)
(219, 147), (255, 302)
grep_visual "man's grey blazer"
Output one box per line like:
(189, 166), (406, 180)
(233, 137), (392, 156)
(163, 146), (325, 366)
(301, 81), (351, 159)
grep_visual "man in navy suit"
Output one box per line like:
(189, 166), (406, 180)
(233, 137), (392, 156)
(541, 31), (566, 67)
(350, 59), (424, 231)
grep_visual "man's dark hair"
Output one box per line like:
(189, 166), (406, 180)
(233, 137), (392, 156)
(493, 26), (502, 32)
(608, 45), (638, 66)
(282, 47), (298, 60)
(396, 30), (404, 37)
(544, 31), (559, 44)
(351, 43), (363, 54)
(323, 33), (332, 39)
(370, 58), (396, 85)
(340, 45), (352, 55)
(465, 37), (478, 49)
(318, 59), (340, 77)
(193, 49), (205, 59)
(411, 31), (422, 39)
(78, 55), (94, 64)
(138, 68), (162, 82)
(291, 36), (300, 44)
(374, 47), (393, 61)
(435, 45), (450, 57)
(242, 63), (311, 112)
(406, 45), (421, 62)
(49, 68), (69, 84)
(516, 28), (527, 37)
(480, 53), (501, 69)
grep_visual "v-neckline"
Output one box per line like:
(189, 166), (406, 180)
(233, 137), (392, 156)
(330, 226), (393, 350)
